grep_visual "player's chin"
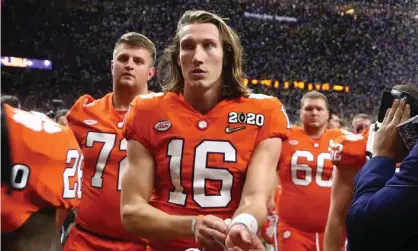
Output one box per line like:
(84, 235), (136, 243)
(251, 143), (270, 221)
(307, 122), (322, 128)
(187, 79), (211, 89)
(117, 79), (137, 87)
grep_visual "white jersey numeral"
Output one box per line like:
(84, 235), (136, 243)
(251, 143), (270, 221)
(10, 164), (30, 190)
(167, 139), (236, 208)
(86, 132), (127, 191)
(63, 149), (83, 199)
(290, 150), (334, 188)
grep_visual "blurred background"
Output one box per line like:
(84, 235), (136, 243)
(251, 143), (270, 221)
(2, 0), (417, 124)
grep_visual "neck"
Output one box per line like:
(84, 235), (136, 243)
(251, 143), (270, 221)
(113, 83), (148, 111)
(303, 124), (327, 139)
(183, 82), (222, 115)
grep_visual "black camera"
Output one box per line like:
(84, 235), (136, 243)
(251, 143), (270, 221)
(378, 88), (418, 123)
(378, 88), (418, 151)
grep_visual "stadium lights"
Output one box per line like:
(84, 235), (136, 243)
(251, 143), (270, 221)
(1, 56), (52, 70)
(243, 78), (350, 93)
(345, 8), (355, 15)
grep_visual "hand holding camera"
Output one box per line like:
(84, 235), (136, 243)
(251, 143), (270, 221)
(374, 98), (410, 162)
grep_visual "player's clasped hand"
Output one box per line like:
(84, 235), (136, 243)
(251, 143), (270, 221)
(194, 215), (229, 249)
(374, 98), (410, 162)
(225, 224), (265, 251)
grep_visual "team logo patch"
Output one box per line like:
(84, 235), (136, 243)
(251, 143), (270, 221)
(283, 230), (292, 239)
(84, 119), (97, 125)
(197, 120), (208, 130)
(154, 120), (171, 132)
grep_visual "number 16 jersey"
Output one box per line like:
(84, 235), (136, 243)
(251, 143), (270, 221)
(123, 92), (290, 250)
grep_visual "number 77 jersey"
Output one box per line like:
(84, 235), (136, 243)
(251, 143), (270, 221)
(123, 92), (290, 250)
(277, 127), (345, 232)
(67, 93), (143, 243)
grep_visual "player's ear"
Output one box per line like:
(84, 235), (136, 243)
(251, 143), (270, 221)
(111, 60), (114, 73)
(148, 67), (155, 81)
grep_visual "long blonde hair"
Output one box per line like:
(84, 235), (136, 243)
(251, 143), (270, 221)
(158, 10), (250, 99)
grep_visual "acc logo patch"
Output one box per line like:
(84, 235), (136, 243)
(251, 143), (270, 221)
(84, 119), (97, 125)
(154, 120), (172, 132)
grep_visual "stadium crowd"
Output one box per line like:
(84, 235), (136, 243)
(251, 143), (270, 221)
(2, 0), (417, 124)
(2, 1), (418, 251)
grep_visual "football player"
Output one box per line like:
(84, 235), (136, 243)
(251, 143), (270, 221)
(275, 91), (346, 251)
(351, 113), (371, 134)
(121, 10), (291, 251)
(1, 104), (83, 251)
(64, 32), (155, 251)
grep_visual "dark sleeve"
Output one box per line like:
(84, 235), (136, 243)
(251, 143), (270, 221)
(347, 144), (418, 238)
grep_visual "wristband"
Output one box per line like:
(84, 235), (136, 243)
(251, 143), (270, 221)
(191, 215), (204, 236)
(228, 213), (258, 234)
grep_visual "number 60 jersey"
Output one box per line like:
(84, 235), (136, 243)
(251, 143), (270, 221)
(277, 127), (345, 232)
(122, 92), (290, 249)
(1, 105), (83, 233)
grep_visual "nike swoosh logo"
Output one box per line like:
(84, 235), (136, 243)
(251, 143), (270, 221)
(225, 125), (246, 134)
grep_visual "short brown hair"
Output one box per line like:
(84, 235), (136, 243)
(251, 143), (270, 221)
(300, 91), (329, 109)
(352, 113), (370, 121)
(339, 119), (348, 128)
(393, 84), (418, 99)
(113, 32), (156, 66)
(158, 10), (250, 99)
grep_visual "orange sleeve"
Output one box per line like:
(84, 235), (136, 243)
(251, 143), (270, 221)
(331, 132), (368, 171)
(122, 96), (152, 149)
(67, 94), (95, 144)
(255, 97), (291, 144)
(2, 107), (83, 232)
(32, 127), (83, 210)
(8, 107), (82, 210)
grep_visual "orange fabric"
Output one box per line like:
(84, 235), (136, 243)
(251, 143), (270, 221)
(67, 93), (145, 244)
(64, 226), (145, 251)
(277, 127), (345, 232)
(261, 186), (280, 245)
(261, 209), (279, 245)
(123, 92), (291, 250)
(330, 129), (369, 171)
(278, 221), (345, 251)
(1, 105), (82, 233)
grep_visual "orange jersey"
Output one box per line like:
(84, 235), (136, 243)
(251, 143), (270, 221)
(277, 127), (345, 232)
(330, 129), (369, 171)
(1, 105), (82, 233)
(261, 185), (281, 246)
(67, 93), (141, 242)
(123, 92), (291, 250)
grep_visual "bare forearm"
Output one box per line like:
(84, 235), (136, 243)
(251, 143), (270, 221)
(324, 219), (345, 251)
(121, 203), (194, 240)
